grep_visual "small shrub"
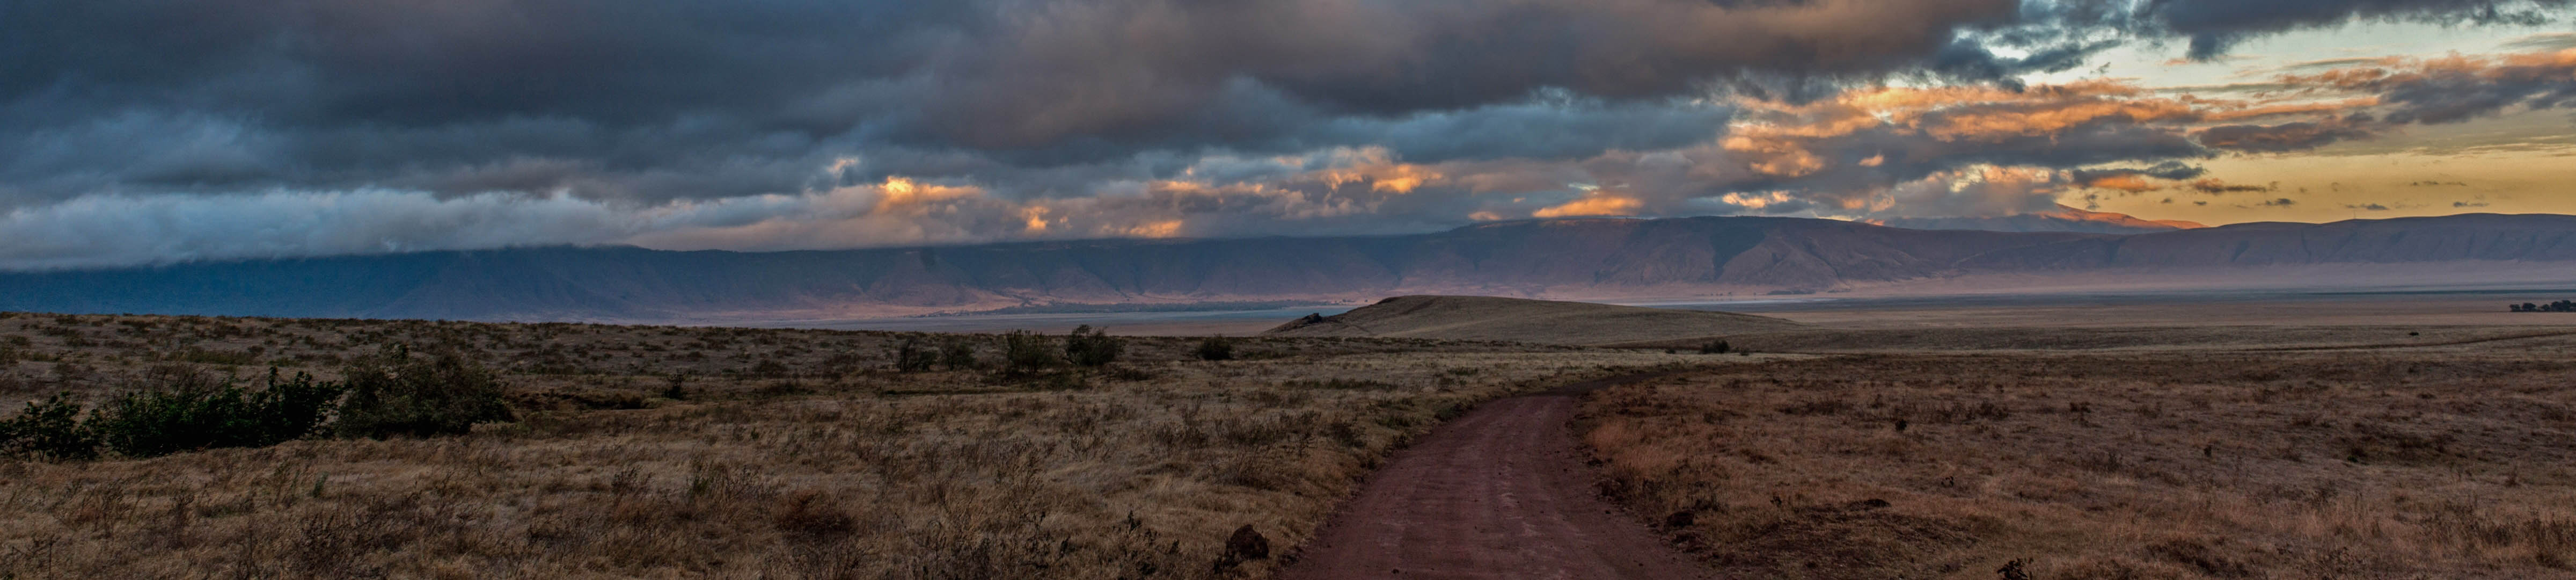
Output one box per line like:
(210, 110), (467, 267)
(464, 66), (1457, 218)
(939, 339), (979, 370)
(773, 490), (858, 539)
(336, 347), (515, 439)
(1065, 325), (1122, 367)
(892, 338), (936, 373)
(1195, 336), (1235, 361)
(1215, 525), (1271, 570)
(1, 393), (98, 461)
(1001, 331), (1058, 373)
(1996, 559), (2032, 580)
(1282, 378), (1399, 390)
(661, 373), (689, 400)
(1699, 340), (1731, 354)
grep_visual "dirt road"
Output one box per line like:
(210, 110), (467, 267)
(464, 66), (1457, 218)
(1275, 374), (1707, 579)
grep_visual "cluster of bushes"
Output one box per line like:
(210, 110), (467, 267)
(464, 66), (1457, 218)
(893, 337), (986, 373)
(1063, 325), (1122, 367)
(334, 348), (516, 439)
(2509, 301), (2576, 313)
(0, 346), (513, 461)
(892, 326), (1129, 374)
(87, 367), (342, 458)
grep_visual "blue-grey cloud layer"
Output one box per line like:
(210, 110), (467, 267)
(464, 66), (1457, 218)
(1, 0), (2570, 268)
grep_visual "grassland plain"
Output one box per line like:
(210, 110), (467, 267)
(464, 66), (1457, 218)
(1579, 342), (2576, 579)
(0, 311), (1726, 579)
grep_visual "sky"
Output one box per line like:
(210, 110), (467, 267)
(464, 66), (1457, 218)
(3, 0), (2575, 269)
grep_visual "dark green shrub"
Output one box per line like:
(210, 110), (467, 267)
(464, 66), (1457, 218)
(336, 349), (514, 439)
(939, 339), (979, 370)
(1699, 340), (1731, 354)
(1064, 325), (1122, 367)
(86, 367), (341, 458)
(1001, 331), (1058, 373)
(1, 393), (97, 460)
(1195, 335), (1235, 361)
(893, 338), (937, 373)
(662, 373), (689, 401)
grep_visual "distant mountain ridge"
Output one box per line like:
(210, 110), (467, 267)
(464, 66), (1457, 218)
(1871, 205), (2209, 234)
(1263, 295), (1805, 345)
(2, 213), (2572, 323)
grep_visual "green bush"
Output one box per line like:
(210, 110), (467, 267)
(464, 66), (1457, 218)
(1698, 340), (1731, 354)
(893, 338), (937, 373)
(1064, 325), (1122, 367)
(90, 367), (343, 458)
(336, 348), (515, 439)
(1195, 335), (1235, 361)
(1001, 330), (1059, 373)
(939, 339), (979, 370)
(1, 393), (97, 461)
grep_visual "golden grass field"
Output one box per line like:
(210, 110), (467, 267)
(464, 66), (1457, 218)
(1580, 337), (2576, 579)
(0, 311), (1720, 579)
(5, 296), (2575, 579)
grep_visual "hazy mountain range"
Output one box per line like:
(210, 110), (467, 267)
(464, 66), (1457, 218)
(3, 212), (2572, 323)
(1871, 205), (2210, 234)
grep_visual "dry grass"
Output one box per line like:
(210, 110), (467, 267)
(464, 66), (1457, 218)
(1579, 350), (2576, 579)
(0, 310), (1712, 579)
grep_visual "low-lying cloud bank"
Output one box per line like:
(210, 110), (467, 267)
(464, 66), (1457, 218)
(3, 0), (2573, 269)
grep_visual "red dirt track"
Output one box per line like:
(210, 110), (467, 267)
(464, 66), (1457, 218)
(1275, 374), (1707, 579)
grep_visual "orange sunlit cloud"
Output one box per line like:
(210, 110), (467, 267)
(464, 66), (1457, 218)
(1532, 194), (1645, 218)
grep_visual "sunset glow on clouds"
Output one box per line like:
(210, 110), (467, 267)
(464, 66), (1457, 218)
(4, 1), (2575, 268)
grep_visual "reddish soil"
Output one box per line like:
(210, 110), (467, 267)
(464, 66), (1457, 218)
(1275, 375), (1708, 579)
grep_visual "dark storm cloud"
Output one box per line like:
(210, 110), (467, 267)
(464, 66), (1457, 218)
(2132, 0), (2574, 59)
(2367, 59), (2576, 125)
(2504, 32), (2576, 50)
(2072, 161), (2211, 183)
(4, 0), (2548, 203)
(2197, 120), (2381, 152)
(0, 0), (2038, 208)
(1, 0), (2567, 269)
(2190, 179), (2280, 194)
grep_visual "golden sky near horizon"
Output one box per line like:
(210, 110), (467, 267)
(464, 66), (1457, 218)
(2044, 25), (2576, 224)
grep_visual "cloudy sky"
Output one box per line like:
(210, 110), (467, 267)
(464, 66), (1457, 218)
(4, 0), (2575, 269)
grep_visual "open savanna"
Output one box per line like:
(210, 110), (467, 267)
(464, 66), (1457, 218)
(1580, 335), (2576, 579)
(0, 311), (1726, 579)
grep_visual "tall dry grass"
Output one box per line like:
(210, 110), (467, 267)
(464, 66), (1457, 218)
(1579, 352), (2576, 579)
(0, 310), (1704, 578)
